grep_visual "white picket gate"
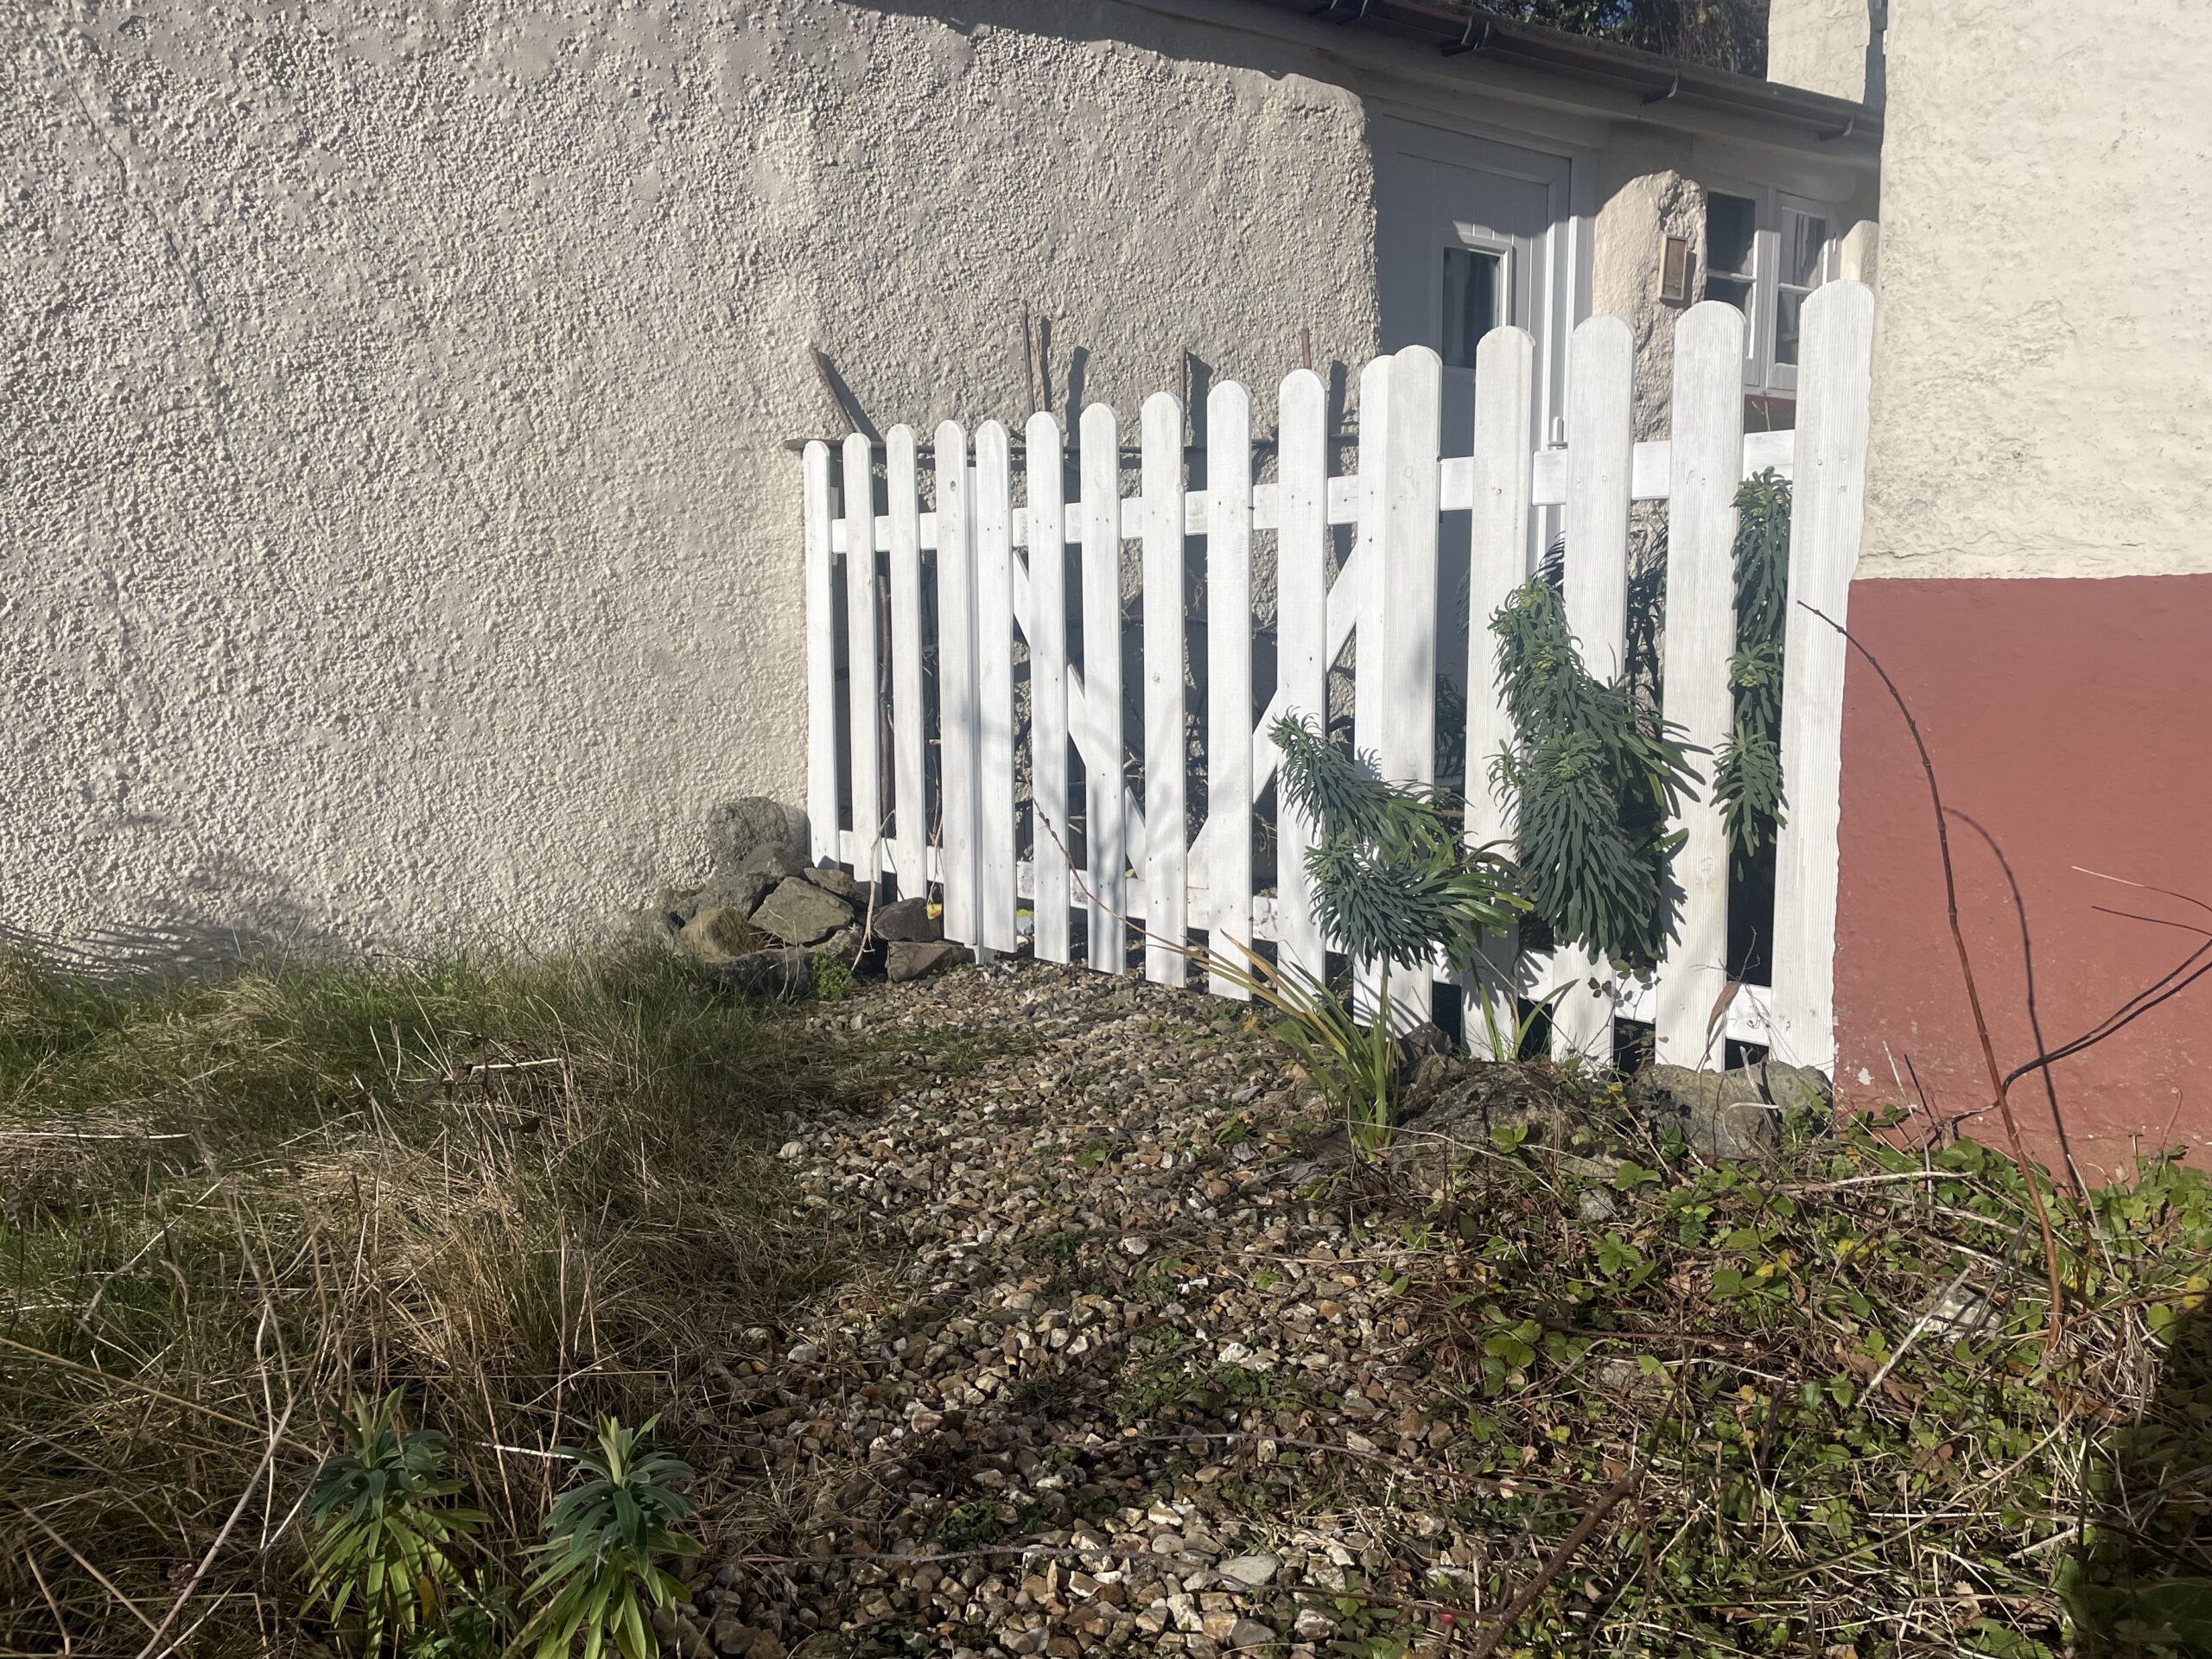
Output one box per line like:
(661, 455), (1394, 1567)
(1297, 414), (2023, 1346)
(802, 285), (1873, 1073)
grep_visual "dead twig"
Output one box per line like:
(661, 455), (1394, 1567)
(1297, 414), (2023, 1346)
(1798, 604), (2067, 1350)
(1466, 1464), (1643, 1659)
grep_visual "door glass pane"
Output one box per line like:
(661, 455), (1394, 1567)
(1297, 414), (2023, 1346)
(1707, 192), (1757, 276)
(1783, 211), (1828, 287)
(1441, 247), (1503, 370)
(1775, 289), (1804, 365)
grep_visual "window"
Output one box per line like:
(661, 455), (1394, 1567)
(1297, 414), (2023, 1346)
(1440, 245), (1504, 370)
(1774, 208), (1829, 368)
(1705, 192), (1757, 317)
(1700, 186), (1837, 396)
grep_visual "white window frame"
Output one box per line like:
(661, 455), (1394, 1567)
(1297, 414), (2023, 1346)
(1700, 181), (1840, 399)
(1440, 224), (1516, 374)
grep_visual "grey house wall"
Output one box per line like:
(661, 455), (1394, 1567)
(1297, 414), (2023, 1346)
(3, 0), (1377, 956)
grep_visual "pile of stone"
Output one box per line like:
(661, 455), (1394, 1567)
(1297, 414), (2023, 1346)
(643, 798), (969, 996)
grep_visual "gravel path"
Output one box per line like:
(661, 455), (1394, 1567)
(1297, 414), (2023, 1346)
(681, 960), (1578, 1659)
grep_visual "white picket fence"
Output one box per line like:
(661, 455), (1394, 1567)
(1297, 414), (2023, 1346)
(802, 284), (1873, 1073)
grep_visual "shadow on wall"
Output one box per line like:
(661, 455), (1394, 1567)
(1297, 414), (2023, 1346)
(3, 865), (356, 979)
(2072, 1298), (2212, 1653)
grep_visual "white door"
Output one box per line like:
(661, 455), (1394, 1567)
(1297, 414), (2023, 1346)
(1375, 119), (1571, 778)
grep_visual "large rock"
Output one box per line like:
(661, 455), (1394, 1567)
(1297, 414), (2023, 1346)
(872, 896), (941, 942)
(716, 948), (814, 1000)
(751, 877), (855, 946)
(1639, 1060), (1833, 1160)
(801, 866), (866, 903)
(679, 906), (768, 964)
(696, 868), (779, 920)
(706, 798), (804, 884)
(885, 939), (967, 982)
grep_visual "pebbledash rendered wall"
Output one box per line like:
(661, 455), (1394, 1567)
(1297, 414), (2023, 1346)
(1770, 0), (2212, 1171)
(2, 0), (1377, 957)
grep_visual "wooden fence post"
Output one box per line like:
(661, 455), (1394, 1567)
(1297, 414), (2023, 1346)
(1274, 368), (1330, 988)
(1141, 392), (1188, 986)
(1772, 281), (1875, 1072)
(1078, 405), (1126, 970)
(803, 440), (837, 866)
(1464, 327), (1537, 1055)
(887, 426), (927, 896)
(1552, 315), (1636, 1061)
(976, 422), (1018, 955)
(935, 422), (978, 947)
(1027, 412), (1072, 964)
(842, 433), (880, 878)
(1655, 303), (1749, 1065)
(1205, 381), (1254, 998)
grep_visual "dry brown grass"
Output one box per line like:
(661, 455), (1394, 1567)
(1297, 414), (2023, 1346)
(0, 943), (854, 1656)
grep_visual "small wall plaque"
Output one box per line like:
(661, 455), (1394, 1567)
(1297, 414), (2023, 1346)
(1659, 234), (1692, 303)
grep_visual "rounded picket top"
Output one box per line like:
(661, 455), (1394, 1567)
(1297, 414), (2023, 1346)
(1674, 298), (1748, 361)
(1079, 401), (1117, 449)
(1802, 276), (1874, 331)
(1473, 323), (1535, 381)
(1277, 365), (1325, 407)
(1570, 310), (1635, 366)
(1024, 409), (1061, 449)
(1391, 340), (1443, 379)
(932, 418), (967, 457)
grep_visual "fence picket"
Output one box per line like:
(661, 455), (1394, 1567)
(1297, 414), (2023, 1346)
(975, 423), (1018, 956)
(1027, 413), (1072, 963)
(1551, 315), (1636, 1060)
(1349, 355), (1392, 1019)
(1464, 327), (1536, 1055)
(887, 427), (928, 895)
(935, 423), (979, 947)
(803, 441), (837, 865)
(1141, 393), (1188, 985)
(1381, 346), (1444, 1024)
(841, 434), (881, 879)
(1079, 404), (1126, 969)
(1655, 304), (1749, 1065)
(1772, 282), (1875, 1071)
(1205, 380), (1254, 998)
(1274, 369), (1329, 988)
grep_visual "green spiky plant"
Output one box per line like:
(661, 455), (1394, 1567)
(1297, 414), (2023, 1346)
(1265, 712), (1525, 1151)
(518, 1415), (701, 1659)
(1488, 567), (1696, 969)
(301, 1392), (487, 1659)
(1712, 468), (1792, 866)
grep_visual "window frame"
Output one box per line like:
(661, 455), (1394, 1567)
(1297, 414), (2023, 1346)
(1439, 220), (1516, 378)
(1699, 181), (1840, 398)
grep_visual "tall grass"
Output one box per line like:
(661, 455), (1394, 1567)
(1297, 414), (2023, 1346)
(0, 943), (844, 1656)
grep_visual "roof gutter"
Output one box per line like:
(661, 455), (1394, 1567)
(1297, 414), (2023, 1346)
(1239, 0), (1881, 150)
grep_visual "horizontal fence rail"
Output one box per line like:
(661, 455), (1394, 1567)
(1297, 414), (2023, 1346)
(803, 286), (1874, 1072)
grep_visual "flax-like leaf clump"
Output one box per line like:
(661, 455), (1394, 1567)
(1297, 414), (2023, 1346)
(1488, 568), (1694, 969)
(1271, 713), (1523, 977)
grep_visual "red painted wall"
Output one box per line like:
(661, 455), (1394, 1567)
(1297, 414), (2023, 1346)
(1833, 574), (2212, 1180)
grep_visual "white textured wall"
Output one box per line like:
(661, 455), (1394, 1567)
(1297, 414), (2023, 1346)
(1589, 164), (1707, 439)
(1860, 0), (2212, 579)
(3, 0), (1375, 956)
(1765, 0), (1869, 102)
